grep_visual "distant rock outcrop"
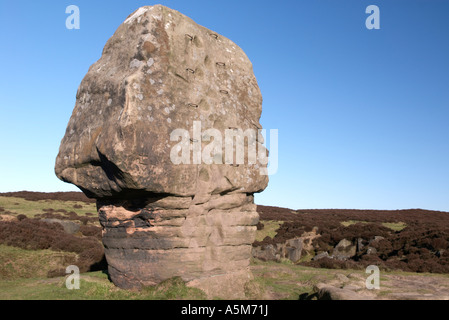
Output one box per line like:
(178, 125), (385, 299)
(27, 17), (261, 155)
(332, 239), (357, 260)
(311, 238), (357, 261)
(252, 229), (319, 263)
(55, 5), (268, 298)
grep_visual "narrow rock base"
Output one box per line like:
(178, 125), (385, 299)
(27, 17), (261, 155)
(97, 193), (259, 298)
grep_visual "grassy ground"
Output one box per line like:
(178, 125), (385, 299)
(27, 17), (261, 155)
(0, 196), (97, 218)
(251, 258), (449, 300)
(2, 257), (449, 300)
(0, 245), (77, 280)
(0, 271), (206, 300)
(341, 220), (407, 231)
(255, 220), (284, 242)
(249, 259), (334, 299)
(0, 254), (358, 300)
(1, 194), (448, 300)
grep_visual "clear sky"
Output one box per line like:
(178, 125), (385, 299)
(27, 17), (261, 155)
(0, 0), (448, 211)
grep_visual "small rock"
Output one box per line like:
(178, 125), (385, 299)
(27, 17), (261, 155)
(370, 236), (385, 245)
(436, 249), (445, 258)
(42, 218), (80, 234)
(0, 214), (17, 222)
(252, 245), (280, 262)
(342, 284), (362, 291)
(313, 251), (330, 261)
(335, 273), (350, 283)
(356, 238), (365, 253)
(285, 238), (303, 263)
(332, 239), (356, 260)
(347, 273), (365, 280)
(314, 283), (373, 300)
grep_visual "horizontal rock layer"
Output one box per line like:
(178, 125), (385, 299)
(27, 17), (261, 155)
(98, 192), (258, 298)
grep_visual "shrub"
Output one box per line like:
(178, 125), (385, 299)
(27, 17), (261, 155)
(256, 205), (449, 274)
(79, 225), (102, 240)
(0, 218), (105, 275)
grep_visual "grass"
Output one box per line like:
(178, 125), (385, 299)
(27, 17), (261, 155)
(0, 245), (77, 280)
(0, 251), (338, 300)
(0, 271), (207, 300)
(249, 259), (335, 300)
(2, 252), (449, 300)
(341, 220), (407, 232)
(255, 220), (283, 242)
(0, 196), (97, 218)
(0, 196), (205, 300)
(340, 220), (370, 227)
(0, 195), (445, 300)
(381, 268), (449, 279)
(381, 222), (407, 232)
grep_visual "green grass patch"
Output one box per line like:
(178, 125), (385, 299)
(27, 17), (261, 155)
(0, 245), (77, 280)
(297, 253), (315, 263)
(340, 220), (370, 227)
(0, 272), (207, 300)
(250, 259), (335, 300)
(256, 220), (283, 242)
(381, 222), (407, 232)
(0, 196), (97, 218)
(340, 220), (407, 232)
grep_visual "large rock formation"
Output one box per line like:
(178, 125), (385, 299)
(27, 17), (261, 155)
(55, 5), (268, 298)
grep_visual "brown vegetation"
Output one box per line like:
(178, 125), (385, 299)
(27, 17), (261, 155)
(0, 191), (95, 203)
(256, 206), (449, 273)
(0, 217), (105, 276)
(2, 192), (448, 277)
(35, 209), (97, 225)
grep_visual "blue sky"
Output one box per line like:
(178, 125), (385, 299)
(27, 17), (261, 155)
(0, 0), (448, 211)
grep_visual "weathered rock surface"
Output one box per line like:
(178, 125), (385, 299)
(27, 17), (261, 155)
(252, 244), (281, 262)
(332, 239), (357, 260)
(252, 229), (319, 263)
(251, 262), (449, 300)
(55, 4), (267, 199)
(312, 272), (449, 300)
(55, 5), (268, 298)
(309, 239), (357, 262)
(97, 193), (260, 298)
(314, 283), (374, 300)
(312, 251), (330, 261)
